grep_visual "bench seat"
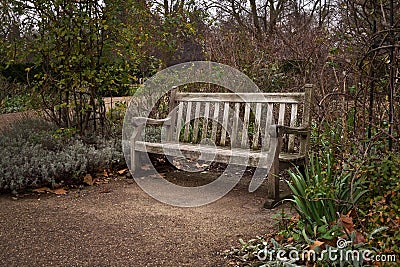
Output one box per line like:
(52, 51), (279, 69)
(135, 141), (306, 166)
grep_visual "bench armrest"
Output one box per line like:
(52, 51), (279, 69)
(132, 117), (171, 127)
(276, 125), (310, 136)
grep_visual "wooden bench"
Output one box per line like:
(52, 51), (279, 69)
(130, 84), (313, 207)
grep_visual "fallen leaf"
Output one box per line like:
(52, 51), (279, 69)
(157, 158), (166, 163)
(355, 231), (366, 244)
(103, 169), (109, 177)
(32, 187), (51, 193)
(52, 188), (67, 195)
(310, 240), (325, 250)
(173, 159), (183, 169)
(117, 168), (128, 175)
(95, 179), (110, 185)
(290, 215), (300, 223)
(274, 234), (284, 242)
(84, 174), (94, 186)
(339, 213), (355, 233)
(195, 163), (208, 168)
(100, 189), (111, 193)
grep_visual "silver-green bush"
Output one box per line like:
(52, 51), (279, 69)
(0, 118), (123, 192)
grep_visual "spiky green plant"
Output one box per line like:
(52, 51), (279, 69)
(287, 152), (368, 237)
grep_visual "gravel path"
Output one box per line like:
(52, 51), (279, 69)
(0, 175), (280, 266)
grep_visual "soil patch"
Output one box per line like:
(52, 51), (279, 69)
(0, 172), (289, 266)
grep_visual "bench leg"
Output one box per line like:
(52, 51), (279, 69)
(131, 149), (145, 177)
(263, 159), (280, 209)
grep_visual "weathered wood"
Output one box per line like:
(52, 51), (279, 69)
(167, 87), (178, 141)
(175, 92), (304, 103)
(136, 141), (277, 167)
(266, 126), (282, 200)
(252, 103), (262, 149)
(263, 103), (274, 150)
(241, 103), (251, 148)
(231, 102), (240, 147)
(132, 117), (171, 126)
(130, 124), (145, 172)
(183, 101), (192, 142)
(278, 103), (286, 125)
(220, 102), (230, 146)
(130, 84), (313, 208)
(288, 103), (298, 152)
(201, 102), (210, 140)
(192, 102), (201, 143)
(175, 102), (184, 141)
(211, 102), (220, 141)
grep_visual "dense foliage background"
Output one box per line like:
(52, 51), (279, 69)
(0, 0), (399, 265)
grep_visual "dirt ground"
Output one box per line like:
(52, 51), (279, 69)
(0, 111), (289, 266)
(0, 169), (289, 267)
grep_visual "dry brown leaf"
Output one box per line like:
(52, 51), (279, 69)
(32, 187), (51, 193)
(95, 179), (110, 185)
(355, 231), (366, 244)
(309, 240), (325, 251)
(173, 160), (182, 169)
(52, 188), (67, 195)
(100, 189), (111, 193)
(274, 234), (284, 242)
(103, 169), (109, 177)
(83, 174), (94, 186)
(195, 163), (208, 168)
(290, 215), (300, 223)
(117, 168), (128, 175)
(339, 213), (355, 233)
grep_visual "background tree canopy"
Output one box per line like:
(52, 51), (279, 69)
(0, 0), (398, 150)
(0, 1), (399, 260)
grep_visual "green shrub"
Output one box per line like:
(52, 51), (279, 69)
(359, 153), (400, 255)
(0, 118), (124, 192)
(0, 94), (34, 114)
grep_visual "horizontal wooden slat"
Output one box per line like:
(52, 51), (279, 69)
(134, 141), (305, 167)
(175, 92), (304, 104)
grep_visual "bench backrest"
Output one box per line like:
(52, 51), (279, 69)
(167, 84), (312, 155)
